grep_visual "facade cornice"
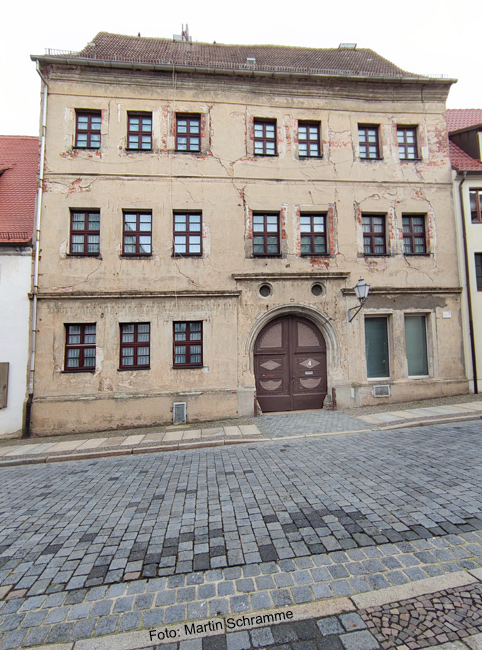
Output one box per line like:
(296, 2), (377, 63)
(34, 290), (241, 300)
(342, 286), (462, 296)
(233, 272), (349, 281)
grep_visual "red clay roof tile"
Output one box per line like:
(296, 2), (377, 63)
(447, 109), (482, 133)
(449, 140), (482, 172)
(0, 136), (39, 243)
(69, 32), (420, 79)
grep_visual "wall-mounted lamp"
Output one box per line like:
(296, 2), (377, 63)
(348, 277), (370, 322)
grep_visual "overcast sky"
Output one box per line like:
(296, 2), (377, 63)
(1, 0), (480, 136)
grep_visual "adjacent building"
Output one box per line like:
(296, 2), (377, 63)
(448, 109), (482, 394)
(0, 136), (37, 437)
(29, 33), (468, 435)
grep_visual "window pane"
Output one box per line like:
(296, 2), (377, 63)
(365, 317), (389, 378)
(405, 315), (428, 375)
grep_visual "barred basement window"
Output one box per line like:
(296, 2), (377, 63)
(75, 110), (101, 149)
(122, 211), (152, 255)
(69, 210), (100, 255)
(403, 215), (426, 254)
(300, 214), (327, 255)
(254, 119), (277, 156)
(127, 113), (152, 150)
(173, 322), (203, 367)
(120, 323), (150, 369)
(65, 324), (96, 371)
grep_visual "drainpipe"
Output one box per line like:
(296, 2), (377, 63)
(458, 172), (478, 393)
(24, 63), (48, 437)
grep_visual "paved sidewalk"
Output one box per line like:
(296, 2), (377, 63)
(0, 398), (481, 467)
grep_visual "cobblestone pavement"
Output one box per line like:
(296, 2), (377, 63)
(0, 420), (481, 648)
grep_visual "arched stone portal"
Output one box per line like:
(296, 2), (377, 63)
(254, 315), (327, 412)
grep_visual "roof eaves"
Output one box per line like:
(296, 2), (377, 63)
(31, 53), (454, 85)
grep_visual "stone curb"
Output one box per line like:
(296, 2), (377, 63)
(352, 570), (477, 609)
(0, 438), (258, 468)
(17, 570), (481, 650)
(0, 410), (480, 468)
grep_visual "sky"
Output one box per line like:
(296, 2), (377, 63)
(1, 0), (480, 137)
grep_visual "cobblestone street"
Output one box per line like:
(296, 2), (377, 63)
(0, 419), (481, 648)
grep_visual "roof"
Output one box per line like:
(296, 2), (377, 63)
(447, 109), (482, 133)
(0, 136), (38, 244)
(44, 32), (425, 79)
(449, 140), (482, 173)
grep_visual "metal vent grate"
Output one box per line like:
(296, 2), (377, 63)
(373, 385), (390, 398)
(173, 402), (187, 424)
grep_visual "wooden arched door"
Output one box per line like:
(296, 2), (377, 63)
(254, 315), (327, 412)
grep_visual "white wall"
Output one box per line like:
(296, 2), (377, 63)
(0, 249), (31, 437)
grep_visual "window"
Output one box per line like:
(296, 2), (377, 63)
(300, 214), (327, 255)
(173, 212), (202, 256)
(120, 323), (150, 369)
(127, 113), (152, 150)
(176, 114), (200, 152)
(65, 324), (96, 371)
(253, 214), (280, 256)
(475, 253), (482, 290)
(254, 119), (277, 156)
(122, 212), (152, 255)
(173, 322), (203, 367)
(298, 121), (320, 157)
(75, 111), (101, 149)
(397, 126), (419, 160)
(470, 190), (482, 223)
(69, 210), (100, 255)
(365, 317), (389, 379)
(403, 215), (426, 254)
(362, 215), (386, 255)
(405, 315), (428, 376)
(358, 125), (381, 159)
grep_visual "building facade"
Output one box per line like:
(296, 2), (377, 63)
(448, 109), (482, 394)
(30, 33), (468, 435)
(0, 136), (37, 437)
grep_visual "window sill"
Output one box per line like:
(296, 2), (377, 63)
(173, 254), (203, 258)
(301, 253), (330, 258)
(126, 149), (153, 153)
(67, 253), (102, 258)
(253, 154), (278, 158)
(252, 254), (282, 258)
(174, 150), (202, 155)
(403, 253), (429, 257)
(367, 377), (391, 381)
(120, 254), (153, 259)
(362, 254), (390, 258)
(173, 365), (204, 369)
(62, 369), (95, 374)
(299, 156), (323, 160)
(118, 367), (150, 371)
(399, 158), (422, 162)
(73, 147), (101, 151)
(359, 157), (383, 162)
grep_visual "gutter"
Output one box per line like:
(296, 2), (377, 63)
(458, 171), (479, 393)
(24, 62), (48, 437)
(30, 54), (456, 86)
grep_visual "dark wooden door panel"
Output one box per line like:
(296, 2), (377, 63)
(254, 316), (327, 412)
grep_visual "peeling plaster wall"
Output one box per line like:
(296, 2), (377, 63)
(30, 64), (468, 434)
